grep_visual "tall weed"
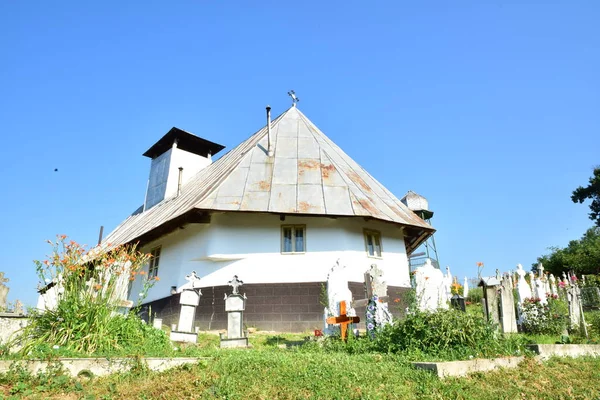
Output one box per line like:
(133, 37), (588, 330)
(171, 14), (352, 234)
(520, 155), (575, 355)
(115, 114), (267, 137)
(13, 236), (170, 356)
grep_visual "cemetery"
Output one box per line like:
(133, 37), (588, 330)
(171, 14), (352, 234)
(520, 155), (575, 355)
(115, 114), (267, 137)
(1, 230), (600, 398)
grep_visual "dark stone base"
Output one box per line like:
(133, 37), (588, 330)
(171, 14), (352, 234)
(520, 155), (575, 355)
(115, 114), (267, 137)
(142, 282), (411, 333)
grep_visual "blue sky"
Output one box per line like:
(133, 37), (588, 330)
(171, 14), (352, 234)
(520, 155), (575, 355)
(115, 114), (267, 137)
(1, 1), (598, 307)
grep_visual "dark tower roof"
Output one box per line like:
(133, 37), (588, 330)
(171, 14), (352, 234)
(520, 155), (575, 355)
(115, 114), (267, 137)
(142, 127), (225, 159)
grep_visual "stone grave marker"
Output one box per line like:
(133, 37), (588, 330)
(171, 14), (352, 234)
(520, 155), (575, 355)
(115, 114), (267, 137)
(479, 276), (501, 327)
(414, 259), (447, 311)
(549, 274), (558, 296)
(220, 275), (249, 348)
(566, 274), (582, 331)
(13, 300), (23, 315)
(0, 273), (9, 312)
(499, 273), (518, 333)
(170, 271), (202, 343)
(352, 264), (393, 336)
(515, 264), (532, 304)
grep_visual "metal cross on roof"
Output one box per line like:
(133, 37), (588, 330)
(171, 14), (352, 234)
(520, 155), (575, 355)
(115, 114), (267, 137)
(228, 275), (243, 295)
(287, 90), (300, 107)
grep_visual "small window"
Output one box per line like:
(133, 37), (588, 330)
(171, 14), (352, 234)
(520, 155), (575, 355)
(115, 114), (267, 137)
(364, 230), (382, 258)
(281, 225), (306, 253)
(148, 246), (161, 278)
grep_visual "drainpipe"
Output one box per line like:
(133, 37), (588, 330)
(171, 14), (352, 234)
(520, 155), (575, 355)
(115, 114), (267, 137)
(177, 167), (183, 196)
(266, 106), (273, 157)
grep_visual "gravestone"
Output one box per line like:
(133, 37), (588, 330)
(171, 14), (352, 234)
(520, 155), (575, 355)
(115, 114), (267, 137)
(414, 259), (447, 311)
(323, 259), (356, 335)
(220, 275), (249, 348)
(515, 264), (532, 304)
(479, 276), (501, 327)
(442, 266), (453, 304)
(529, 272), (538, 300)
(0, 273), (9, 312)
(534, 264), (548, 305)
(549, 274), (557, 296)
(170, 271), (202, 343)
(326, 259), (355, 317)
(499, 274), (518, 333)
(354, 264), (393, 336)
(13, 300), (23, 315)
(566, 275), (582, 330)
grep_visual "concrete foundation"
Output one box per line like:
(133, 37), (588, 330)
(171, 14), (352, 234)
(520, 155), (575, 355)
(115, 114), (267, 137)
(0, 357), (207, 377)
(170, 331), (198, 343)
(219, 334), (249, 348)
(413, 357), (525, 378)
(528, 344), (600, 360)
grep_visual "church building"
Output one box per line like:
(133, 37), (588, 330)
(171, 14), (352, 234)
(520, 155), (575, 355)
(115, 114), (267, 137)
(103, 101), (435, 332)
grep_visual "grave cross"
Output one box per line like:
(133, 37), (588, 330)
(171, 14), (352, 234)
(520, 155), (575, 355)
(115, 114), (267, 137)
(228, 275), (243, 295)
(326, 301), (360, 341)
(352, 266), (388, 308)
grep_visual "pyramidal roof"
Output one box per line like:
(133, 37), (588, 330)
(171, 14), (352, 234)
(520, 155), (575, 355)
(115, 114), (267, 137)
(103, 106), (434, 253)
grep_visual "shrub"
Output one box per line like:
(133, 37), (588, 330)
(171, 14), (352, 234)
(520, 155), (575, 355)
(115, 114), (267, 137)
(466, 287), (483, 305)
(371, 308), (518, 359)
(14, 235), (170, 356)
(520, 297), (568, 335)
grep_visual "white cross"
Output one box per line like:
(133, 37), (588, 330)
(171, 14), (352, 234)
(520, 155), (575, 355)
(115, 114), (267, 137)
(228, 275), (243, 295)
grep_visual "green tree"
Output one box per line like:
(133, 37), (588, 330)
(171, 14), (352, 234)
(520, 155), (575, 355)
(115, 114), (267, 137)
(572, 167), (600, 227)
(534, 227), (600, 276)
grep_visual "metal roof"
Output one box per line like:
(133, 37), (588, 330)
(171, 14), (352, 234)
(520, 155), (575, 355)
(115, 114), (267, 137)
(103, 106), (434, 250)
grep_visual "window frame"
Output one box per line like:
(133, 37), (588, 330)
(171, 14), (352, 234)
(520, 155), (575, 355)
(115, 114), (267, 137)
(281, 225), (306, 254)
(148, 246), (162, 278)
(363, 229), (383, 258)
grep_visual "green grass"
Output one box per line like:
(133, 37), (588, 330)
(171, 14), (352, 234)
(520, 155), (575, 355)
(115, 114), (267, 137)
(1, 351), (599, 399)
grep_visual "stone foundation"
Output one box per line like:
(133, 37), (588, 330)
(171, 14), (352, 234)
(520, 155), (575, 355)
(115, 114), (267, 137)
(142, 282), (411, 333)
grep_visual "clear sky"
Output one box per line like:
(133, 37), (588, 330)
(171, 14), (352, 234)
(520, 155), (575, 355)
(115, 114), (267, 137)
(0, 1), (598, 307)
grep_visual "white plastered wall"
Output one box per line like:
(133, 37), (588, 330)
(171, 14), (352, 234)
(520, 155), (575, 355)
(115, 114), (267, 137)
(129, 213), (412, 304)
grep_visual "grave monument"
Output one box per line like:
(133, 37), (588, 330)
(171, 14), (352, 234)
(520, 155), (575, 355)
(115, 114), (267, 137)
(170, 271), (202, 343)
(220, 275), (249, 348)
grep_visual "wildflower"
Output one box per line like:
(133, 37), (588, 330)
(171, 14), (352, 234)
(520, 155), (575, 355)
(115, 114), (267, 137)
(476, 262), (484, 267)
(59, 234), (67, 240)
(154, 276), (160, 281)
(139, 271), (146, 275)
(469, 355), (474, 359)
(94, 284), (102, 291)
(53, 345), (59, 350)
(367, 323), (375, 330)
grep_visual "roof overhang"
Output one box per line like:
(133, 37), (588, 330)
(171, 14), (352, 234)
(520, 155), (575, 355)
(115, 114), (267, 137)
(123, 209), (434, 255)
